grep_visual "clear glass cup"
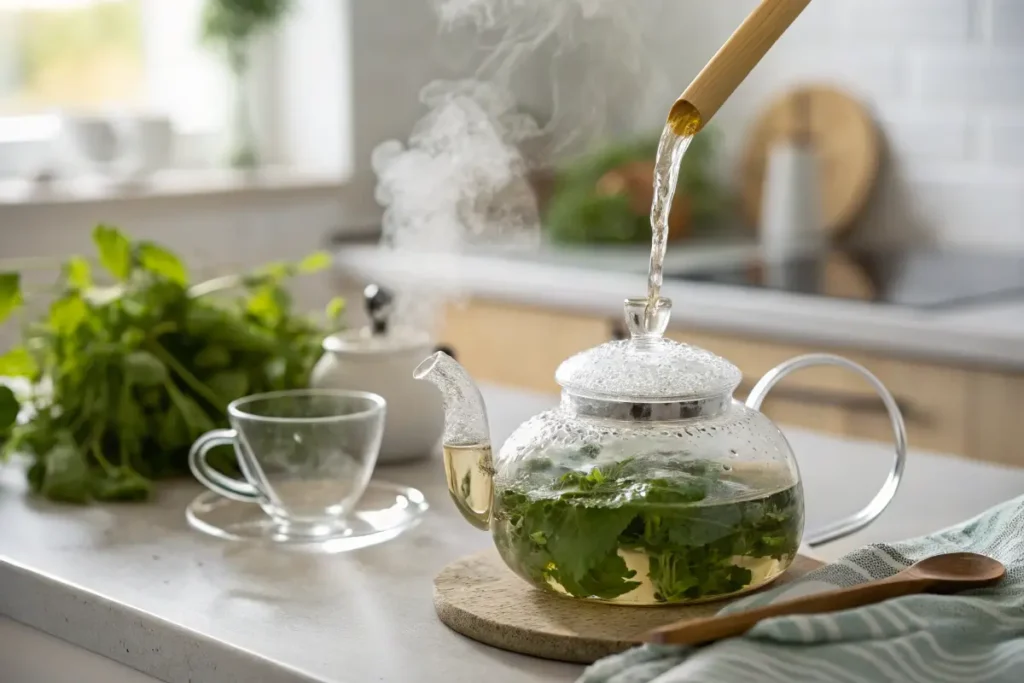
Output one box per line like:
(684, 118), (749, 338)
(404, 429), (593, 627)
(189, 389), (386, 539)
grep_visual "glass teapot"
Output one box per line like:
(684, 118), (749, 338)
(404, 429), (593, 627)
(415, 298), (906, 605)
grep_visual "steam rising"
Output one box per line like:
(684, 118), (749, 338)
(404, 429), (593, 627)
(372, 80), (541, 252)
(372, 0), (662, 329)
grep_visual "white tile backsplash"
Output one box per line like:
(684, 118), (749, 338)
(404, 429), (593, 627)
(912, 48), (1024, 104)
(877, 108), (972, 163)
(913, 176), (1024, 247)
(663, 0), (1024, 248)
(985, 117), (1024, 166)
(836, 0), (975, 42)
(990, 0), (1024, 45)
(754, 46), (907, 101)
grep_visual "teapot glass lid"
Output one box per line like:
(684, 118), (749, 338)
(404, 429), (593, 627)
(555, 298), (742, 402)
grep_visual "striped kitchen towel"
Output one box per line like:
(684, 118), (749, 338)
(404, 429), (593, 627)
(578, 495), (1024, 683)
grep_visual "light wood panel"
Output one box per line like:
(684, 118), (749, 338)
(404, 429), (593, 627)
(966, 370), (1024, 467)
(666, 330), (854, 393)
(440, 300), (608, 394)
(666, 329), (848, 436)
(841, 356), (969, 456)
(669, 328), (970, 456)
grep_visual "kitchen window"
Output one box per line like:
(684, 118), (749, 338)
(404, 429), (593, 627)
(0, 0), (149, 117)
(0, 0), (350, 191)
(0, 0), (233, 178)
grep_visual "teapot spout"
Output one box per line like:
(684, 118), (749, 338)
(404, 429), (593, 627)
(414, 351), (494, 530)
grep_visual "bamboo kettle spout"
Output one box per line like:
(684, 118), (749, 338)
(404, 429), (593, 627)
(669, 0), (813, 135)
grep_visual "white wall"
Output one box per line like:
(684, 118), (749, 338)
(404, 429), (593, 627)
(346, 0), (462, 216)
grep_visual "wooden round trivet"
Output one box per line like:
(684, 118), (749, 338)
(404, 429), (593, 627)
(434, 549), (823, 664)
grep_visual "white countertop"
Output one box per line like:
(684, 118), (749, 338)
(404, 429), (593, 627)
(333, 245), (1024, 370)
(2, 385), (1024, 683)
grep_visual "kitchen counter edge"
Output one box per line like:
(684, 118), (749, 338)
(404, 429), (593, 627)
(332, 246), (1024, 371)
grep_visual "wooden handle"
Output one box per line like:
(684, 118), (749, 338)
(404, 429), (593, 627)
(646, 575), (934, 646)
(670, 0), (812, 132)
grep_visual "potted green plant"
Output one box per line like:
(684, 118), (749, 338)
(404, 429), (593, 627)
(201, 0), (292, 168)
(543, 129), (728, 244)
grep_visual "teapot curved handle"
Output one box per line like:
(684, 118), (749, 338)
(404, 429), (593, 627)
(745, 354), (907, 547)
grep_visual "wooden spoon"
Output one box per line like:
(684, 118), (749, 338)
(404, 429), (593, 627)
(645, 553), (1005, 646)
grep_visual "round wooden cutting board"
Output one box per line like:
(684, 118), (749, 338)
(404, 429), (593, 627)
(739, 85), (880, 236)
(434, 549), (823, 664)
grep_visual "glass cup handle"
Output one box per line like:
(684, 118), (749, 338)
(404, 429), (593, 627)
(744, 353), (908, 547)
(188, 429), (261, 503)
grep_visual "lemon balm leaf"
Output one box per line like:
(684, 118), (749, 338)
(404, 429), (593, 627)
(40, 442), (92, 504)
(123, 351), (169, 387)
(93, 225), (133, 280)
(0, 347), (38, 378)
(65, 257), (92, 290)
(0, 272), (23, 324)
(298, 251), (331, 274)
(0, 385), (18, 433)
(49, 295), (88, 334)
(138, 242), (189, 286)
(326, 296), (346, 322)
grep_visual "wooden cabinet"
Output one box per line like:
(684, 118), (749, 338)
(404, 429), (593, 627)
(665, 329), (972, 457)
(441, 299), (610, 394)
(966, 371), (1024, 468)
(440, 298), (1024, 467)
(665, 329), (854, 440)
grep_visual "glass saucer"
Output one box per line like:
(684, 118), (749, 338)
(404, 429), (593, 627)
(186, 480), (428, 553)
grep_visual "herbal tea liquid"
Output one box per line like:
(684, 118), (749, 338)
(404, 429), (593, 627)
(443, 443), (495, 529)
(491, 453), (804, 606)
(646, 105), (703, 324)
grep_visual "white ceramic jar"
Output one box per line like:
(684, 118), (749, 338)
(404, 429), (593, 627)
(310, 327), (445, 464)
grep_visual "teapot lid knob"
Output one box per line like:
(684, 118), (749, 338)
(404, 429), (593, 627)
(624, 297), (672, 339)
(364, 284), (393, 335)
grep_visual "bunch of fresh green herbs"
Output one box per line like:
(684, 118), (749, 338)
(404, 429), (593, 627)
(543, 129), (726, 244)
(493, 448), (803, 603)
(0, 225), (342, 504)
